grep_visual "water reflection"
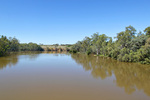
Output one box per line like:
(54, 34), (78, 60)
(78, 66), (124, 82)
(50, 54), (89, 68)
(0, 51), (70, 70)
(0, 55), (18, 70)
(1, 52), (150, 97)
(71, 53), (150, 96)
(0, 52), (41, 69)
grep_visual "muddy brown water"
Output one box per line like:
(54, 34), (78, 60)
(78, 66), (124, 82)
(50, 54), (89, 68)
(0, 52), (150, 100)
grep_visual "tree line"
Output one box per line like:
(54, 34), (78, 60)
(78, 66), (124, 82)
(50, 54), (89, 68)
(70, 26), (150, 64)
(0, 35), (43, 56)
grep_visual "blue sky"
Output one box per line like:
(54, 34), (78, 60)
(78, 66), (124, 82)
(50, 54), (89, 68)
(0, 0), (150, 44)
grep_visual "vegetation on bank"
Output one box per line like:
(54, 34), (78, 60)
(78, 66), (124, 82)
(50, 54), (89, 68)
(0, 35), (43, 56)
(40, 44), (72, 51)
(70, 26), (150, 64)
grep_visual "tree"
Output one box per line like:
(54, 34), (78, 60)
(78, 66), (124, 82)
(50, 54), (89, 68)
(9, 37), (20, 52)
(144, 26), (150, 36)
(81, 36), (91, 53)
(116, 25), (136, 49)
(70, 26), (150, 64)
(91, 33), (108, 55)
(125, 25), (136, 38)
(129, 34), (147, 52)
(0, 36), (10, 56)
(91, 32), (99, 54)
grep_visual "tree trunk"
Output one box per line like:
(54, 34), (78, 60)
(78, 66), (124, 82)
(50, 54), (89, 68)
(96, 49), (99, 55)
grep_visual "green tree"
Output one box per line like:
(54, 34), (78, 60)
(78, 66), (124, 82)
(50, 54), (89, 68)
(129, 34), (147, 52)
(81, 37), (91, 53)
(0, 36), (10, 56)
(9, 37), (20, 52)
(70, 25), (150, 64)
(144, 26), (150, 36)
(91, 34), (108, 55)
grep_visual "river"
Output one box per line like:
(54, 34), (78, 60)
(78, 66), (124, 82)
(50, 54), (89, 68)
(0, 52), (150, 100)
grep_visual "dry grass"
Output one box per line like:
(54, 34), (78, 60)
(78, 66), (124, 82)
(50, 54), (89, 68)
(40, 45), (71, 51)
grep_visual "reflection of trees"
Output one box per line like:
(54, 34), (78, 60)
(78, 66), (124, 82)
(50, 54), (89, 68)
(42, 51), (70, 56)
(0, 55), (18, 70)
(19, 51), (41, 60)
(0, 52), (41, 70)
(0, 51), (70, 70)
(71, 53), (150, 96)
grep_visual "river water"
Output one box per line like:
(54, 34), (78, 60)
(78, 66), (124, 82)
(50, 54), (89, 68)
(0, 52), (150, 100)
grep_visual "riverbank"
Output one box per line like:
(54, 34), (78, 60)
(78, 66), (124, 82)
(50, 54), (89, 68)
(40, 45), (71, 51)
(70, 26), (150, 64)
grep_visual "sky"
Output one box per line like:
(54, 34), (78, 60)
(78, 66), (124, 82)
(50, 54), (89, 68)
(0, 0), (150, 44)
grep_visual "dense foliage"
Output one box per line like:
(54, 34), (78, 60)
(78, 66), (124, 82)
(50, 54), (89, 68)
(19, 43), (43, 51)
(70, 26), (150, 64)
(0, 36), (43, 56)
